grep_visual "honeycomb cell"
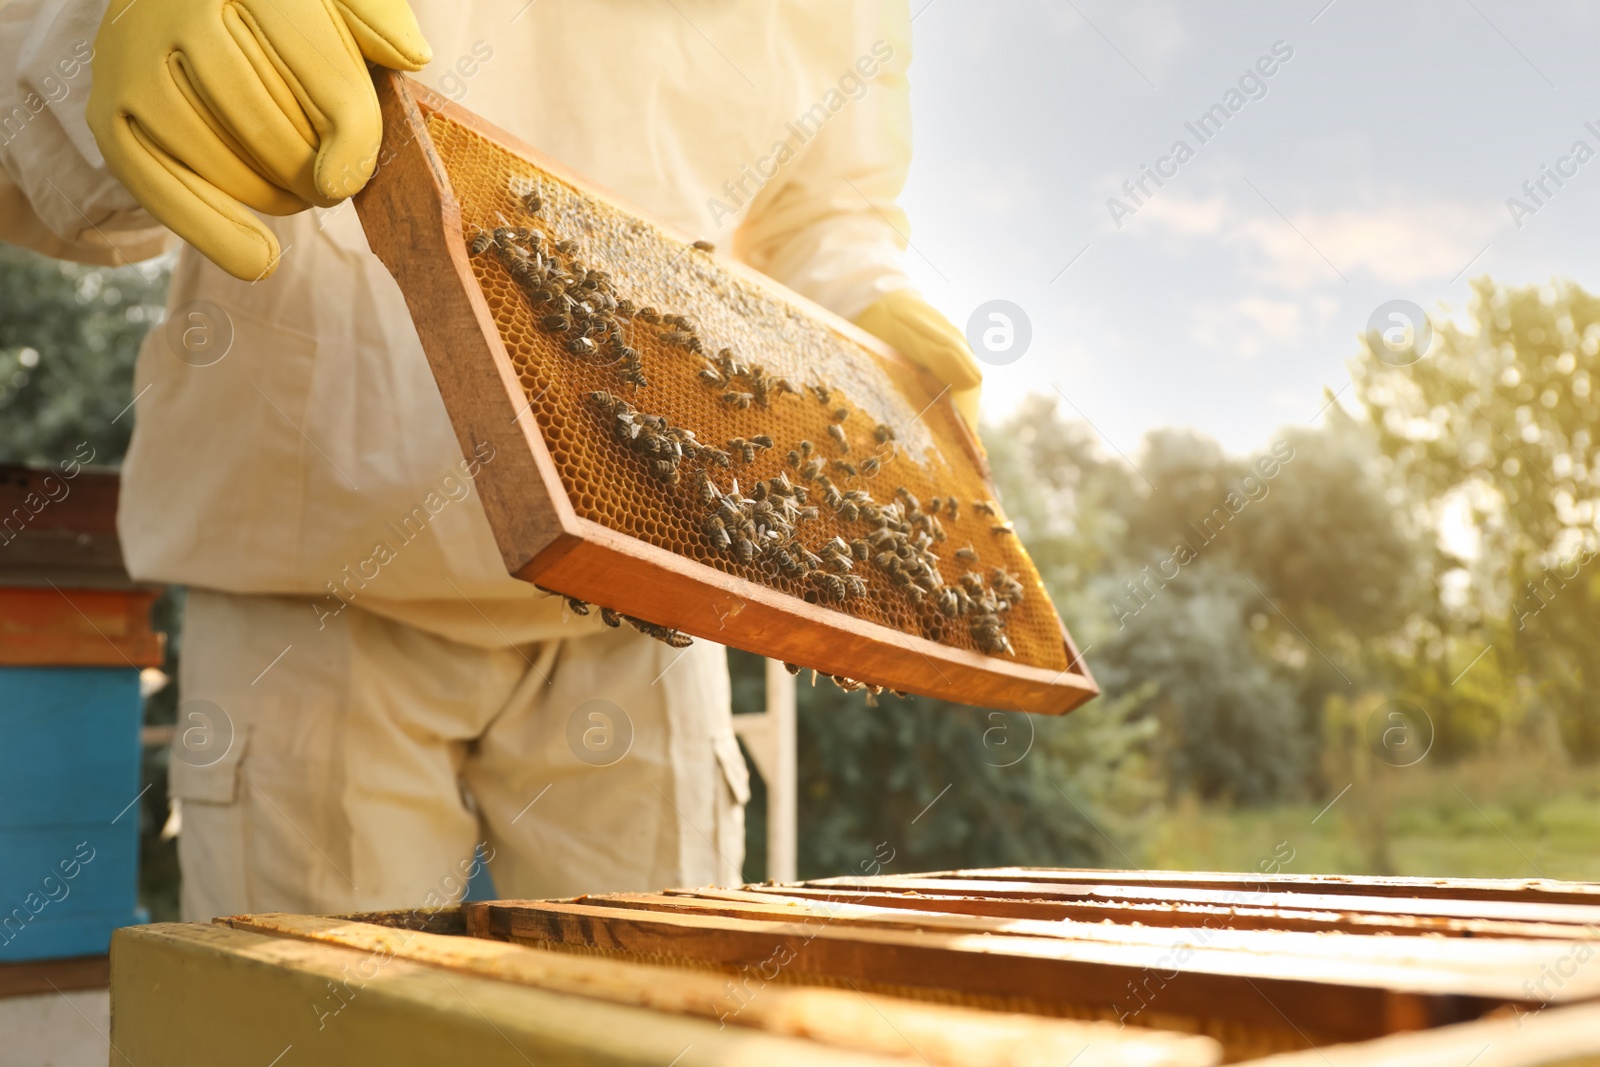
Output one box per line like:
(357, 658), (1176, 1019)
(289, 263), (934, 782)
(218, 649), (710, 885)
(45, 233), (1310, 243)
(424, 112), (1069, 673)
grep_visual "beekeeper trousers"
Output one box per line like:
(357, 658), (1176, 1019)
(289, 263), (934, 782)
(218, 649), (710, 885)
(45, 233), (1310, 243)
(169, 588), (747, 921)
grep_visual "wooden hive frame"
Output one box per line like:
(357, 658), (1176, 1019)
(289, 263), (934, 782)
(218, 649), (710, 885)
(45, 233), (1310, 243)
(352, 70), (1095, 714)
(463, 869), (1600, 1060)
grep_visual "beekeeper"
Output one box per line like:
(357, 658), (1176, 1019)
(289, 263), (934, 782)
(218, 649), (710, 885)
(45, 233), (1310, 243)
(0, 0), (983, 919)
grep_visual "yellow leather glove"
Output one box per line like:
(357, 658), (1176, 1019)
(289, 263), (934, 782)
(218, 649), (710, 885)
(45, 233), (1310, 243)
(88, 0), (432, 281)
(854, 289), (983, 431)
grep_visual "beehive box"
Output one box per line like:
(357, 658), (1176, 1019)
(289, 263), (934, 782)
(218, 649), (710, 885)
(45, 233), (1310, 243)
(109, 869), (1600, 1066)
(354, 71), (1094, 714)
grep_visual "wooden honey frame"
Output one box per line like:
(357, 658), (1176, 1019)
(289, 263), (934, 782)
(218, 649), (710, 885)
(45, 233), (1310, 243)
(352, 70), (1096, 715)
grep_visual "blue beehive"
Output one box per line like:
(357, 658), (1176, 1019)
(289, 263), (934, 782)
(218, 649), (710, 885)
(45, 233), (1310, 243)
(0, 667), (145, 961)
(1, 463), (161, 962)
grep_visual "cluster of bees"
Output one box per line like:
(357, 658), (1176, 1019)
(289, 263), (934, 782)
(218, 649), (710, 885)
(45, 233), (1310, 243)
(589, 390), (716, 484)
(471, 192), (678, 391)
(484, 183), (1024, 668)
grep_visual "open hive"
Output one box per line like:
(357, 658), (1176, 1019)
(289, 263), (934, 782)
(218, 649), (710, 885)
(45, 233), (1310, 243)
(355, 70), (1094, 713)
(112, 869), (1600, 1065)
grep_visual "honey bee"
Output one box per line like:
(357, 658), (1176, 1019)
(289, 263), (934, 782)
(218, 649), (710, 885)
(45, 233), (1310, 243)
(851, 539), (872, 561)
(625, 616), (694, 648)
(860, 456), (880, 477)
(798, 440), (814, 457)
(784, 662), (803, 675)
(469, 231), (492, 256)
(522, 192), (543, 214)
(831, 459), (858, 478)
(541, 313), (571, 333)
(843, 575), (867, 598)
(702, 448), (732, 468)
(936, 588), (961, 617)
(810, 384), (832, 404)
(735, 534), (757, 563)
(637, 306), (661, 323)
(956, 547), (979, 563)
(831, 407), (849, 423)
(811, 572), (847, 603)
(896, 487), (921, 513)
(799, 459), (824, 481)
(694, 470), (718, 503)
(991, 521), (1015, 536)
(703, 515), (731, 549)
(565, 596), (591, 616)
(751, 435), (774, 450)
(699, 366), (726, 385)
(722, 391), (755, 409)
(555, 239), (578, 255)
(827, 424), (850, 453)
(661, 330), (695, 347)
(989, 568), (1025, 603)
(873, 424), (896, 444)
(786, 450), (801, 468)
(837, 501), (859, 523)
(600, 607), (623, 628)
(692, 239), (715, 252)
(771, 378), (799, 396)
(507, 259), (539, 286)
(796, 505), (819, 522)
(945, 498), (961, 522)
(820, 483), (844, 510)
(566, 337), (597, 356)
(974, 500), (998, 517)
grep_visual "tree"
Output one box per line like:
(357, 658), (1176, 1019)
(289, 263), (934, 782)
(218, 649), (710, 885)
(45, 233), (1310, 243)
(1094, 564), (1309, 804)
(1355, 279), (1600, 758)
(0, 245), (170, 464)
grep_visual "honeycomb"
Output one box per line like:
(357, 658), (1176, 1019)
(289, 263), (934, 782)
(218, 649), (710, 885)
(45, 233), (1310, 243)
(423, 110), (1070, 674)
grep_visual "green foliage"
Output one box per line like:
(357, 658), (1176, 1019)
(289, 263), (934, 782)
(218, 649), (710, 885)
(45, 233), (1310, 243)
(0, 244), (170, 464)
(1355, 279), (1600, 758)
(1095, 565), (1307, 804)
(791, 681), (1158, 878)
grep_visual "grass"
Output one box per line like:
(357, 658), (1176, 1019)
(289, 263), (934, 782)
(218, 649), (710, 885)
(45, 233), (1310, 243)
(1139, 752), (1600, 881)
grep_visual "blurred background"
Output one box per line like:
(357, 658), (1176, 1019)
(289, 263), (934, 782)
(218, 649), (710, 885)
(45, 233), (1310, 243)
(5, 0), (1599, 920)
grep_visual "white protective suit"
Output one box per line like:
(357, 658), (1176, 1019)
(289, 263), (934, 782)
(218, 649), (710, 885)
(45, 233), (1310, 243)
(0, 0), (916, 918)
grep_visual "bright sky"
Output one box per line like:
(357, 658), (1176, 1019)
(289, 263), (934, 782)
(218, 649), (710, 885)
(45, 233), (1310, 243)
(900, 0), (1600, 455)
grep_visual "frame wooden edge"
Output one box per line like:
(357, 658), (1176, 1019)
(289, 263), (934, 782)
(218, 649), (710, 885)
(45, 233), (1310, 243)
(356, 67), (584, 575)
(518, 517), (1096, 714)
(466, 899), (1488, 1044)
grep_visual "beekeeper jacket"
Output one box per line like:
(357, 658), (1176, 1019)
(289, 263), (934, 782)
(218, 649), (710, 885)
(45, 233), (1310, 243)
(0, 0), (917, 646)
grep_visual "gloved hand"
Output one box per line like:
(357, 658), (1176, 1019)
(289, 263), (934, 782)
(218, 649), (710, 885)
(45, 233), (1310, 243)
(87, 0), (432, 281)
(854, 289), (983, 431)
